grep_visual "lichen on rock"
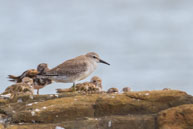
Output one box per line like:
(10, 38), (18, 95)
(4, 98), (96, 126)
(0, 90), (193, 129)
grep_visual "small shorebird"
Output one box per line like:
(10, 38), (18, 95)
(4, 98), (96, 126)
(90, 76), (102, 90)
(8, 63), (52, 95)
(34, 63), (52, 94)
(37, 63), (49, 75)
(1, 77), (34, 99)
(122, 87), (131, 93)
(162, 88), (171, 91)
(107, 88), (119, 93)
(56, 76), (103, 93)
(43, 52), (110, 88)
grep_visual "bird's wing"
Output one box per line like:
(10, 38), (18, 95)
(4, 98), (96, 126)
(46, 56), (88, 77)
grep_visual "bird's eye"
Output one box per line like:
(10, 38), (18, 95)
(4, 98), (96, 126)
(93, 56), (96, 58)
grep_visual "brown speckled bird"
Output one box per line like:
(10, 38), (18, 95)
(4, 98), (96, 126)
(107, 88), (119, 93)
(8, 63), (52, 95)
(122, 87), (131, 93)
(56, 76), (102, 93)
(1, 77), (34, 99)
(162, 88), (171, 91)
(90, 76), (102, 90)
(34, 63), (52, 94)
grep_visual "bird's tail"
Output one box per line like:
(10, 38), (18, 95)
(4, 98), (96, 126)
(8, 75), (20, 82)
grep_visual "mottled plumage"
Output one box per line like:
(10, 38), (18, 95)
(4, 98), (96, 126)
(122, 87), (131, 93)
(107, 88), (119, 93)
(34, 63), (52, 94)
(163, 88), (171, 91)
(8, 63), (52, 95)
(1, 77), (34, 99)
(56, 76), (102, 93)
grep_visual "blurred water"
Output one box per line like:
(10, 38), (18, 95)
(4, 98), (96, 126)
(0, 0), (193, 95)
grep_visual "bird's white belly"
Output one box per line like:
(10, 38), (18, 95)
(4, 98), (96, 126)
(78, 63), (97, 81)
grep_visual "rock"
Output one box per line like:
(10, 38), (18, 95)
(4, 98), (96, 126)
(6, 115), (155, 129)
(10, 94), (98, 123)
(0, 124), (4, 129)
(95, 90), (193, 116)
(0, 90), (192, 129)
(158, 104), (193, 129)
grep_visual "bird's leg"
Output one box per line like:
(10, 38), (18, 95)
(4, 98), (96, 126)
(37, 89), (39, 95)
(72, 82), (76, 91)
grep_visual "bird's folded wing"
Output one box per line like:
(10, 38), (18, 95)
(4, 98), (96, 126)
(45, 59), (88, 77)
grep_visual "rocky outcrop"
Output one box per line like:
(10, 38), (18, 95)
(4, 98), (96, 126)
(158, 104), (193, 129)
(0, 90), (193, 129)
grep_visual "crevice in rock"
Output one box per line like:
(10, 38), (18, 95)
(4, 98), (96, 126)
(154, 114), (158, 129)
(125, 95), (147, 101)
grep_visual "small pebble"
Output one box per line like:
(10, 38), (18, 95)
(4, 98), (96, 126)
(108, 120), (112, 127)
(31, 111), (35, 116)
(35, 109), (40, 112)
(42, 107), (47, 109)
(17, 98), (23, 103)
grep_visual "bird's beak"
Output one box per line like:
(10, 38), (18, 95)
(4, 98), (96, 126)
(99, 59), (110, 65)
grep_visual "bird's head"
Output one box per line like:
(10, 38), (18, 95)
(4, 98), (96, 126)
(85, 52), (110, 65)
(22, 77), (33, 85)
(37, 63), (49, 74)
(90, 76), (102, 88)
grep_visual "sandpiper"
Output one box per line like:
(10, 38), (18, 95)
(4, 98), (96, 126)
(107, 88), (119, 93)
(162, 88), (171, 91)
(122, 87), (131, 93)
(56, 76), (103, 93)
(37, 63), (49, 75)
(1, 77), (34, 99)
(8, 63), (52, 95)
(43, 52), (110, 88)
(34, 63), (52, 94)
(90, 76), (102, 90)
